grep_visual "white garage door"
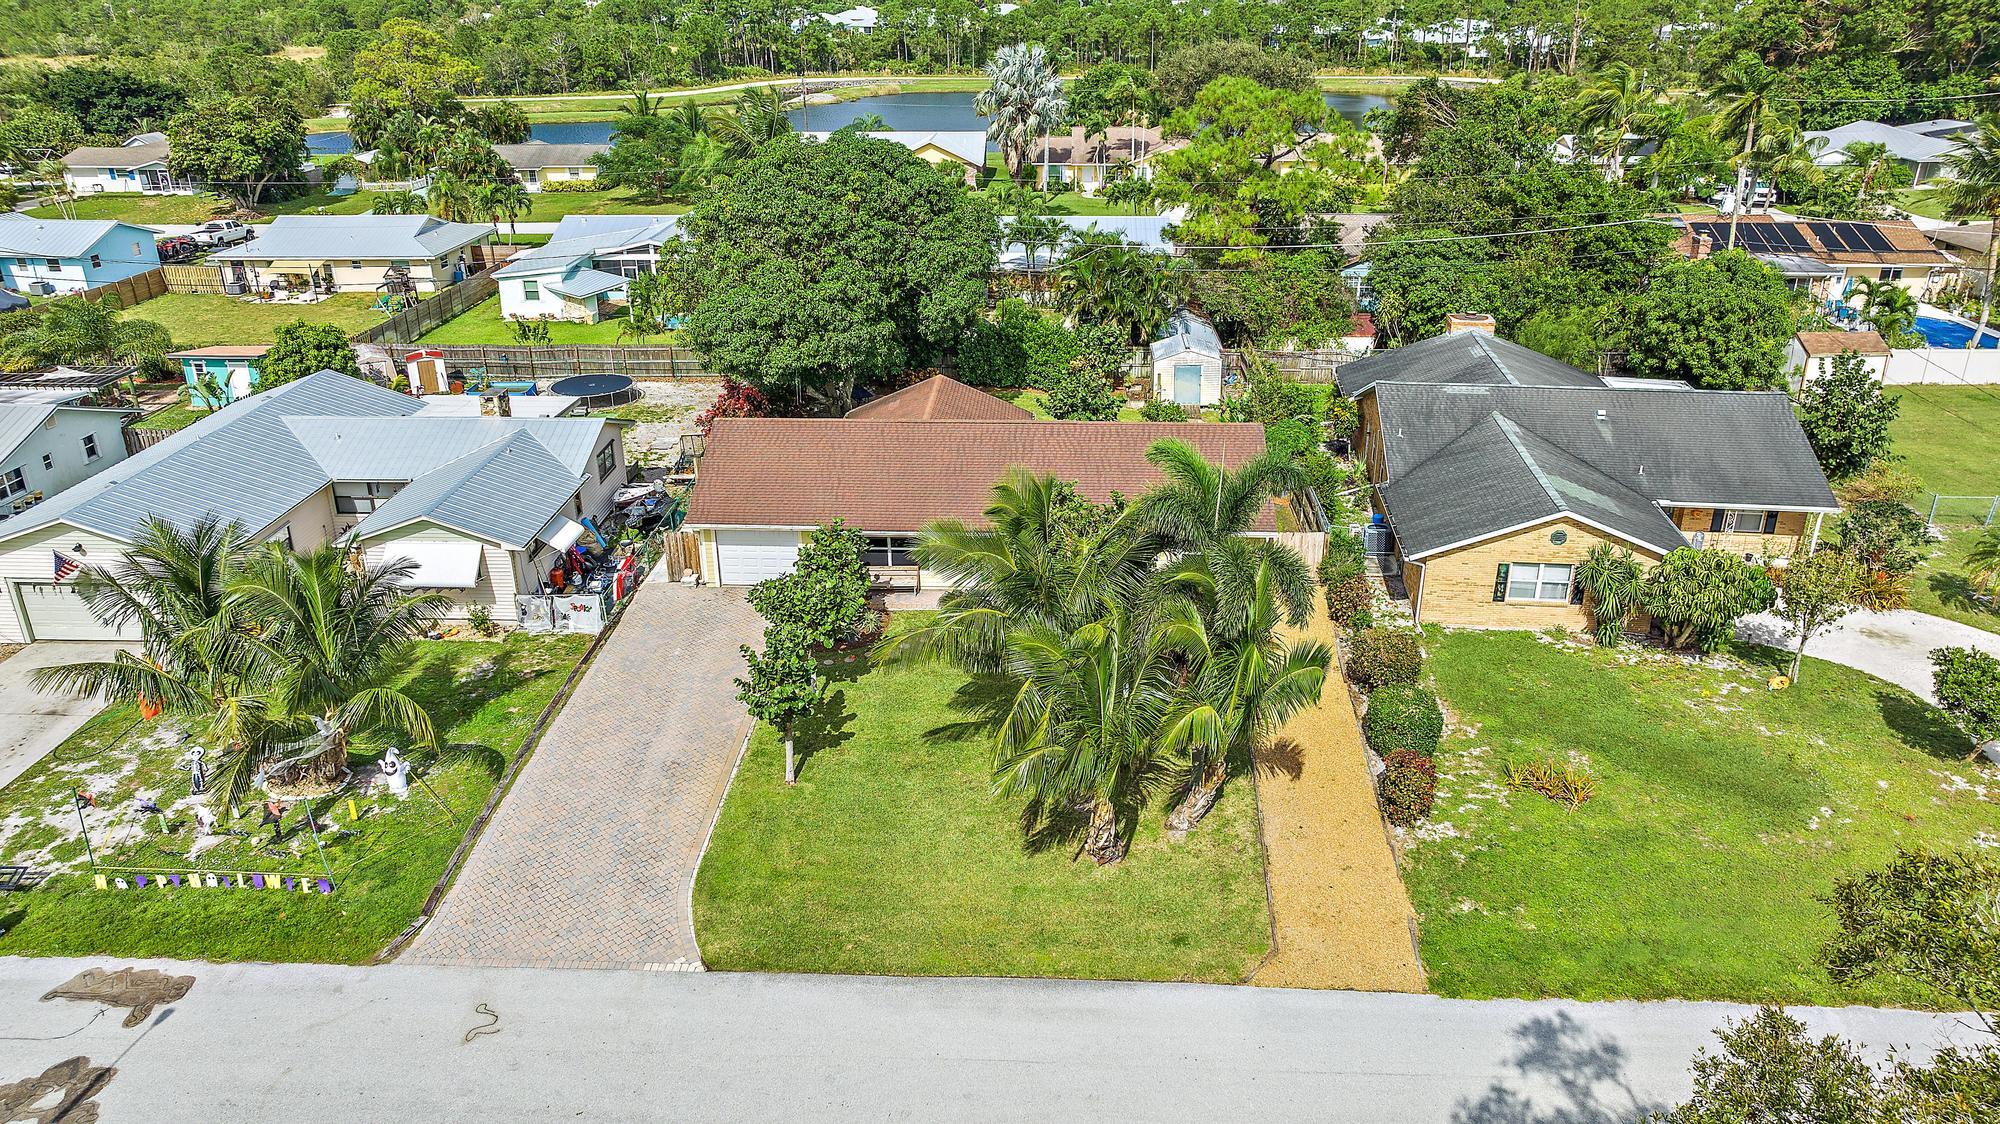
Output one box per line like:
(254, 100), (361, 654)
(14, 582), (135, 641)
(714, 529), (799, 586)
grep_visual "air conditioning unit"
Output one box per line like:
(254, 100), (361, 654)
(27, 281), (53, 296)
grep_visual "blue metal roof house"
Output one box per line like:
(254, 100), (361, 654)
(0, 216), (160, 297)
(0, 370), (632, 642)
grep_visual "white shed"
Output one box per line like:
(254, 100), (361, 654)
(1151, 309), (1225, 407)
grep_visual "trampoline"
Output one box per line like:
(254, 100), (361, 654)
(550, 373), (639, 408)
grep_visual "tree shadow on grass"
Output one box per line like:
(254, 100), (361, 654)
(1452, 1011), (1666, 1124)
(1926, 571), (2000, 623)
(1875, 689), (1973, 762)
(792, 686), (857, 782)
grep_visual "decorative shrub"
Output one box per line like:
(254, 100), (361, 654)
(695, 377), (770, 433)
(1140, 396), (1188, 422)
(1379, 750), (1436, 827)
(1363, 685), (1444, 757)
(1325, 573), (1371, 626)
(1318, 530), (1365, 586)
(1347, 627), (1423, 689)
(1043, 357), (1121, 420)
(958, 299), (1096, 390)
(1502, 758), (1597, 810)
(1263, 417), (1315, 459)
(537, 178), (604, 193)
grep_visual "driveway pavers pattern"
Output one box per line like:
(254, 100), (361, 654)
(403, 581), (763, 970)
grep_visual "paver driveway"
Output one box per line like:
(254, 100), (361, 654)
(404, 581), (762, 970)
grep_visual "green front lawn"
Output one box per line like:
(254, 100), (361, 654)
(1404, 631), (1997, 1006)
(130, 402), (203, 432)
(1910, 527), (2000, 634)
(0, 633), (590, 963)
(415, 295), (660, 346)
(1893, 188), (1952, 220)
(1890, 385), (2000, 499)
(118, 293), (385, 348)
(693, 628), (1271, 982)
(28, 193), (228, 225)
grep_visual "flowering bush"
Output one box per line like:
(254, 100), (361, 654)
(695, 377), (770, 433)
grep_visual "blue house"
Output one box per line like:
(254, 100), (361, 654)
(0, 217), (160, 297)
(166, 346), (270, 409)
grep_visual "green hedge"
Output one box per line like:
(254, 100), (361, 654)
(1364, 685), (1444, 757)
(1348, 627), (1422, 690)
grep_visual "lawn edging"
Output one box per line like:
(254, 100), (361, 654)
(686, 710), (761, 970)
(373, 606), (628, 963)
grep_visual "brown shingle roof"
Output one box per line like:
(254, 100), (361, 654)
(1795, 330), (1890, 357)
(1676, 216), (1958, 267)
(1028, 126), (1164, 166)
(688, 418), (1275, 532)
(845, 375), (1034, 422)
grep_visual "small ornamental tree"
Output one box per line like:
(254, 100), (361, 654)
(1641, 548), (1778, 653)
(1042, 356), (1121, 420)
(259, 321), (360, 389)
(747, 521), (871, 650)
(1930, 646), (2000, 762)
(1574, 543), (1644, 647)
(736, 623), (820, 786)
(1772, 549), (1865, 682)
(1796, 351), (1899, 481)
(1819, 847), (2000, 1033)
(1659, 1006), (1883, 1124)
(694, 377), (770, 433)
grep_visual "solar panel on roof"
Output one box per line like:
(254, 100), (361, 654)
(1851, 223), (1895, 252)
(1808, 222), (1852, 252)
(1769, 224), (1813, 253)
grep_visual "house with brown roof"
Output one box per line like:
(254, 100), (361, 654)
(1028, 126), (1163, 194)
(685, 381), (1272, 588)
(1676, 216), (1960, 302)
(846, 374), (1035, 421)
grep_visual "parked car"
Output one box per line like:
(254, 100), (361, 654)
(189, 220), (254, 247)
(156, 235), (200, 264)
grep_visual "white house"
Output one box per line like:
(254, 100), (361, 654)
(823, 6), (878, 31)
(209, 215), (496, 296)
(1803, 120), (1970, 184)
(0, 216), (161, 296)
(494, 142), (610, 192)
(1150, 309), (1225, 407)
(0, 371), (630, 642)
(0, 387), (131, 525)
(59, 135), (192, 195)
(1788, 330), (1892, 388)
(800, 130), (986, 186)
(494, 215), (681, 322)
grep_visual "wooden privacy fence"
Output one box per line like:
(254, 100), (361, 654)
(161, 264), (227, 294)
(656, 531), (702, 581)
(123, 425), (176, 456)
(1231, 348), (1366, 383)
(348, 270), (500, 345)
(380, 344), (720, 381)
(77, 268), (167, 308)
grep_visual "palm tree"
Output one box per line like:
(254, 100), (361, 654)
(974, 43), (1067, 182)
(1853, 277), (1918, 342)
(1154, 540), (1331, 833)
(1966, 524), (2000, 594)
(1709, 61), (1788, 250)
(475, 179), (532, 243)
(1136, 439), (1309, 580)
(371, 189), (427, 216)
(424, 170), (477, 223)
(711, 87), (793, 158)
(4, 297), (172, 370)
(845, 112), (888, 132)
(1055, 239), (1183, 344)
(1574, 62), (1657, 178)
(226, 544), (450, 789)
(34, 158), (74, 219)
(1840, 141), (1897, 212)
(1939, 114), (2000, 340)
(624, 90), (661, 117)
(31, 518), (277, 811)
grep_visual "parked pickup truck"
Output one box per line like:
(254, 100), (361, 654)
(188, 220), (254, 247)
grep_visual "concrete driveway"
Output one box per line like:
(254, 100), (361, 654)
(0, 642), (129, 791)
(1738, 608), (2000, 703)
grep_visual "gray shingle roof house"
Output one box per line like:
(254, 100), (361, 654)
(493, 216), (681, 322)
(0, 370), (629, 642)
(1344, 330), (1838, 631)
(493, 141), (610, 192)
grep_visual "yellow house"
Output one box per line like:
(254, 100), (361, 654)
(1341, 329), (1840, 631)
(801, 131), (988, 187)
(495, 142), (609, 193)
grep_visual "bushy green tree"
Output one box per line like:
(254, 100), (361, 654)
(259, 321), (360, 389)
(1821, 847), (2000, 1030)
(682, 132), (997, 412)
(1151, 41), (1312, 112)
(1659, 1006), (1883, 1124)
(1642, 547), (1777, 652)
(1930, 647), (2000, 762)
(1772, 549), (1864, 682)
(166, 95), (306, 205)
(1627, 250), (1799, 390)
(1796, 351), (1899, 479)
(40, 66), (182, 137)
(1192, 250), (1357, 348)
(736, 623), (821, 786)
(747, 520), (871, 650)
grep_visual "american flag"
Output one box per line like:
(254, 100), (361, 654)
(52, 551), (82, 581)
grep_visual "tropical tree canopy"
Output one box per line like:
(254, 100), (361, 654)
(974, 43), (1067, 180)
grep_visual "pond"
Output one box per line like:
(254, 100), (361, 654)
(305, 90), (1394, 155)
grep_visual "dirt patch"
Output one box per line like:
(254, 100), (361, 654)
(0, 1057), (116, 1123)
(1249, 602), (1427, 992)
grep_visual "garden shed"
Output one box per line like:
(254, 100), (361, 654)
(1150, 309), (1225, 407)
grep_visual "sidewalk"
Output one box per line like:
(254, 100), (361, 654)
(1250, 600), (1427, 991)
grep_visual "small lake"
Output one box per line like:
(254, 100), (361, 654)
(306, 90), (1392, 155)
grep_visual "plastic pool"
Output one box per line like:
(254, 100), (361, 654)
(1914, 315), (2000, 349)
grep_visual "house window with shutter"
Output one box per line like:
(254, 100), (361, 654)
(1503, 563), (1574, 603)
(1713, 510), (1781, 534)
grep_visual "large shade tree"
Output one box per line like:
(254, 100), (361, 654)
(1938, 114), (2000, 339)
(680, 132), (998, 412)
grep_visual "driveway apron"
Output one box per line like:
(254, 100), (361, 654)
(404, 581), (763, 970)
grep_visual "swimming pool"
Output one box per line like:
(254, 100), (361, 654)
(1914, 315), (2000, 349)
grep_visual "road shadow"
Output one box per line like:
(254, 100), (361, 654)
(1874, 688), (1970, 761)
(1451, 1011), (1667, 1124)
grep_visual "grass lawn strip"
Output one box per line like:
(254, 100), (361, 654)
(0, 632), (590, 963)
(415, 295), (661, 346)
(131, 402), (203, 432)
(693, 621), (1271, 982)
(1889, 385), (2000, 500)
(117, 293), (384, 348)
(1910, 527), (2000, 635)
(1403, 630), (1999, 1006)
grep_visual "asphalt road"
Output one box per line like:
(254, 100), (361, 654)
(0, 958), (1979, 1122)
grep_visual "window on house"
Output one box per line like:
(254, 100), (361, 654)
(41, 454), (53, 470)
(1880, 267), (1904, 282)
(89, 254), (102, 269)
(596, 442), (617, 482)
(1504, 562), (1574, 602)
(522, 280), (540, 302)
(44, 259), (60, 270)
(862, 535), (921, 568)
(0, 468), (23, 497)
(522, 169), (538, 184)
(81, 434), (99, 461)
(1708, 510), (1781, 534)
(333, 481), (405, 514)
(350, 260), (363, 269)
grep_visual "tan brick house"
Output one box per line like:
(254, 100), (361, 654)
(1339, 331), (1839, 630)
